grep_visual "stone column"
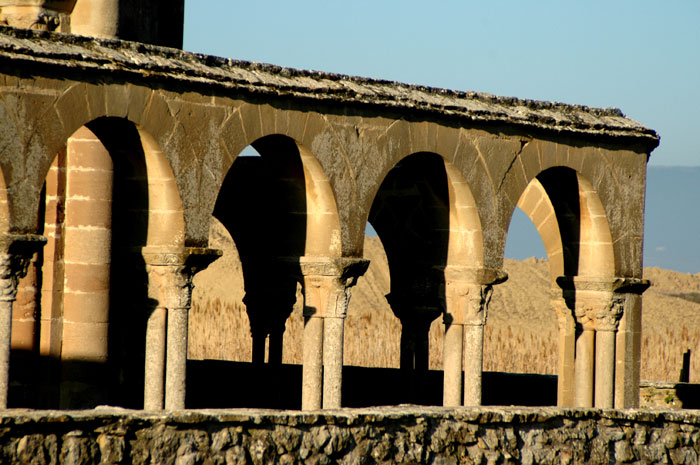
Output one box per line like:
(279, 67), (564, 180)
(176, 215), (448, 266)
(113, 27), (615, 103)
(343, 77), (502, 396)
(0, 234), (46, 409)
(557, 276), (649, 409)
(442, 318), (463, 407)
(242, 272), (297, 365)
(299, 257), (368, 410)
(142, 247), (221, 411)
(574, 326), (595, 407)
(442, 266), (506, 407)
(551, 295), (576, 407)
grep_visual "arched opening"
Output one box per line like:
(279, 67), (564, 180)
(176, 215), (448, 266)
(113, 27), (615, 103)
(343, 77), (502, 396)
(501, 166), (615, 407)
(485, 206), (557, 403)
(199, 135), (340, 408)
(17, 118), (184, 409)
(365, 152), (484, 405)
(190, 216), (249, 361)
(344, 226), (397, 369)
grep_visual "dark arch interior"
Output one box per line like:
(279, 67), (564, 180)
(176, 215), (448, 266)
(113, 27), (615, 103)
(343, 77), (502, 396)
(213, 135), (307, 369)
(367, 152), (451, 404)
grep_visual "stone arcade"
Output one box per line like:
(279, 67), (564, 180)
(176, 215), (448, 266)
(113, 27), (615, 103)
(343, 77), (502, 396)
(0, 1), (659, 416)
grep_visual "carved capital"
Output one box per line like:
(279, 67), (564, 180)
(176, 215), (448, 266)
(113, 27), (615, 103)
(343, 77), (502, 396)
(0, 234), (46, 301)
(444, 282), (494, 326)
(0, 1), (77, 31)
(443, 266), (505, 326)
(556, 276), (649, 332)
(299, 257), (369, 319)
(572, 291), (620, 331)
(143, 246), (222, 310)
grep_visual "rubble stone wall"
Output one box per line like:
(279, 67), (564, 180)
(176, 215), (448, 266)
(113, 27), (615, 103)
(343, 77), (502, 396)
(1, 407), (699, 464)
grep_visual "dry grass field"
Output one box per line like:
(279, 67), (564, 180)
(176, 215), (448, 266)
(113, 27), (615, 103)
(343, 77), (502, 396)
(190, 220), (700, 383)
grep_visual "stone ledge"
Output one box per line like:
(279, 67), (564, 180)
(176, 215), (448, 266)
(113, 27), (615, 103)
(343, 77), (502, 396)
(1, 406), (699, 464)
(0, 26), (659, 149)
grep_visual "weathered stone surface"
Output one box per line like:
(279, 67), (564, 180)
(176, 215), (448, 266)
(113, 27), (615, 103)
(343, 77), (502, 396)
(0, 407), (699, 464)
(0, 27), (659, 146)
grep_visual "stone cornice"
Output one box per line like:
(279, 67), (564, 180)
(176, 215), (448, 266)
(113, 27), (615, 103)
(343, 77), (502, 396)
(0, 26), (659, 150)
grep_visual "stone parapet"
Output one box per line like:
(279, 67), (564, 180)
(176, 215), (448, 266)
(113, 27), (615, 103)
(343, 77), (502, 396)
(1, 407), (700, 464)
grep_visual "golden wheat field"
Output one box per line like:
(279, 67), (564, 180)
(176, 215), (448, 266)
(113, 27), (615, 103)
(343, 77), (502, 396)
(189, 220), (700, 384)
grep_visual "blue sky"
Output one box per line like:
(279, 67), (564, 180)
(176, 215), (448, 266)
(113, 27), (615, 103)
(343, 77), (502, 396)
(183, 1), (700, 167)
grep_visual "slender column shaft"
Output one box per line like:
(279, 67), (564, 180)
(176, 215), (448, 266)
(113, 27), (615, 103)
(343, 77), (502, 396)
(0, 298), (12, 408)
(557, 317), (576, 407)
(463, 323), (484, 406)
(299, 257), (368, 410)
(302, 316), (324, 410)
(595, 330), (616, 408)
(144, 306), (167, 410)
(143, 247), (222, 412)
(443, 323), (463, 406)
(165, 307), (188, 410)
(415, 328), (430, 372)
(251, 333), (266, 365)
(322, 317), (344, 409)
(268, 331), (284, 365)
(399, 325), (414, 371)
(574, 329), (595, 407)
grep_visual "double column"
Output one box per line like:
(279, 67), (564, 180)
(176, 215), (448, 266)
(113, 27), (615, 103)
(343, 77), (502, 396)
(0, 234), (46, 409)
(142, 246), (221, 411)
(442, 266), (507, 407)
(556, 276), (649, 408)
(300, 257), (368, 410)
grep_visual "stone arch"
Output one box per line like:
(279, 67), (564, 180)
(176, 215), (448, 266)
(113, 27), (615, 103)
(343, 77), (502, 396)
(366, 150), (484, 404)
(212, 134), (341, 383)
(210, 106), (343, 250)
(30, 116), (185, 409)
(368, 150), (484, 271)
(444, 161), (484, 268)
(136, 128), (185, 248)
(507, 165), (616, 407)
(215, 134), (341, 258)
(7, 84), (181, 240)
(296, 141), (343, 258)
(512, 167), (615, 282)
(496, 139), (626, 276)
(360, 121), (496, 271)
